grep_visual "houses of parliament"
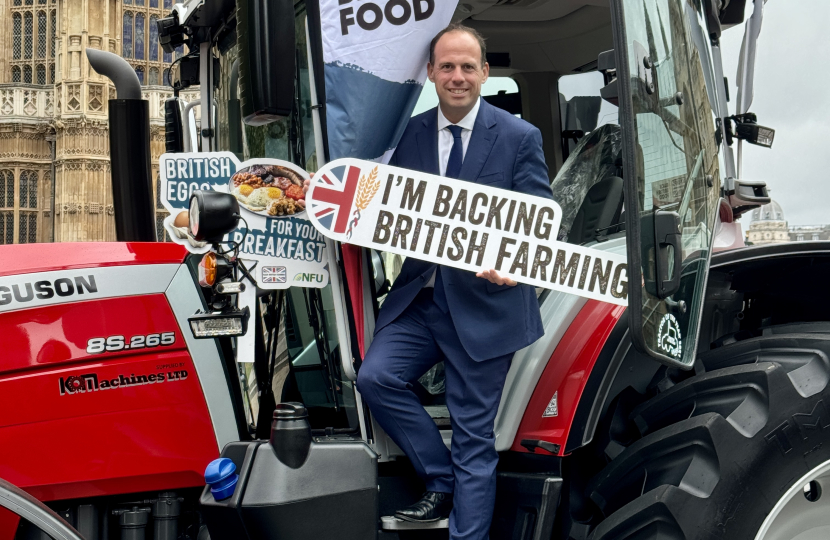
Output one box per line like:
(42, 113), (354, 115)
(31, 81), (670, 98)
(0, 0), (196, 244)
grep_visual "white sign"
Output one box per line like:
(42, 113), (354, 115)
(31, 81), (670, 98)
(319, 0), (457, 162)
(306, 158), (629, 306)
(159, 152), (329, 289)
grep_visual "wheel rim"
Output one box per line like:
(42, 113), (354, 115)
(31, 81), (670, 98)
(755, 459), (830, 540)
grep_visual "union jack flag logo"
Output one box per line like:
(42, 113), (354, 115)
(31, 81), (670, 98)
(309, 165), (363, 234)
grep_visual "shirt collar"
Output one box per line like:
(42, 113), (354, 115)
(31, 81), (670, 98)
(437, 97), (481, 132)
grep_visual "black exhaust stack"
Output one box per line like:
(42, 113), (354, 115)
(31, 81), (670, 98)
(86, 48), (157, 242)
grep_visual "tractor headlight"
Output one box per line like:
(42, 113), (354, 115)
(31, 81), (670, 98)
(188, 307), (250, 338)
(188, 191), (240, 243)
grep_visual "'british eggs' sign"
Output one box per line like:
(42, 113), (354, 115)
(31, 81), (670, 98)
(159, 152), (329, 289)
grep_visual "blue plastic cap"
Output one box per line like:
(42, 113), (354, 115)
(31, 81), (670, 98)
(204, 458), (239, 501)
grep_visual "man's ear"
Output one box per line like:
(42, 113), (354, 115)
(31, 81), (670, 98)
(481, 62), (490, 83)
(427, 62), (436, 83)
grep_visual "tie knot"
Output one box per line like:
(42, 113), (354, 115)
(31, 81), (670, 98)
(447, 125), (463, 139)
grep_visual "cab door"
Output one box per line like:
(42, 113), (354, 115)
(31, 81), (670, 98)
(612, 0), (724, 367)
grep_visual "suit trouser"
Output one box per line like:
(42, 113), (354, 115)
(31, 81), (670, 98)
(356, 289), (512, 540)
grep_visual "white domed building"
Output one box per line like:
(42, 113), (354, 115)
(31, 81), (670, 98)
(746, 200), (790, 245)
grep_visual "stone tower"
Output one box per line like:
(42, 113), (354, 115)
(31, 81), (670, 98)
(0, 0), (195, 244)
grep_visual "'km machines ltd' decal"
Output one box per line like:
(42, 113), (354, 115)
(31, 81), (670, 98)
(59, 363), (190, 396)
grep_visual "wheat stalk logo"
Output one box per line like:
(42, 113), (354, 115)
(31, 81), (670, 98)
(346, 166), (380, 239)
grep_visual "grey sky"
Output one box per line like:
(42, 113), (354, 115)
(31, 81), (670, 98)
(720, 0), (830, 226)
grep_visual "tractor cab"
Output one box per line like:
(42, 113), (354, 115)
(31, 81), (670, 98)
(170, 0), (758, 538)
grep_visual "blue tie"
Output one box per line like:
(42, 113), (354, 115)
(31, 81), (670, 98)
(445, 125), (464, 179)
(433, 125), (463, 313)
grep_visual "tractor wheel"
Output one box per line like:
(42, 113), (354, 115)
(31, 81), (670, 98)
(587, 330), (830, 540)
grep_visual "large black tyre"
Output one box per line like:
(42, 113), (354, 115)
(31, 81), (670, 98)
(586, 329), (830, 540)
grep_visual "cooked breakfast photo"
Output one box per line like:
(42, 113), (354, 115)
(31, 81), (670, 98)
(230, 163), (307, 217)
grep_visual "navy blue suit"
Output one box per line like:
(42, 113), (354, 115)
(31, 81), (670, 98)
(357, 100), (552, 540)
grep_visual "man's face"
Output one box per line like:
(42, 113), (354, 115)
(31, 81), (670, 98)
(427, 31), (489, 122)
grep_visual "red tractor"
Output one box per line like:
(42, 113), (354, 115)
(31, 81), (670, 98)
(3, 1), (828, 539)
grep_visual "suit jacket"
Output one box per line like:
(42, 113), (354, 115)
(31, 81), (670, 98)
(375, 99), (554, 362)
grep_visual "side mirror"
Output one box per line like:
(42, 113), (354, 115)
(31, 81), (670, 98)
(370, 250), (390, 297)
(188, 191), (240, 243)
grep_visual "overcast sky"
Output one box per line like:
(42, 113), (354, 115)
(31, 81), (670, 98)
(720, 0), (830, 227)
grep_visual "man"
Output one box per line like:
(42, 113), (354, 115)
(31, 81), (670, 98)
(355, 23), (553, 540)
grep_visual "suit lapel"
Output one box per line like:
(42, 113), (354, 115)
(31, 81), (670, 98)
(416, 110), (439, 175)
(459, 100), (498, 183)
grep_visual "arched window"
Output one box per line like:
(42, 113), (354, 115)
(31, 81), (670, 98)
(23, 65), (32, 83)
(0, 170), (13, 245)
(163, 0), (171, 9)
(163, 68), (170, 86)
(25, 0), (32, 5)
(136, 0), (144, 6)
(0, 171), (13, 208)
(135, 13), (145, 60)
(20, 214), (37, 243)
(149, 67), (159, 85)
(19, 171), (37, 209)
(163, 48), (172, 63)
(124, 0), (131, 5)
(12, 66), (21, 82)
(49, 63), (55, 83)
(36, 64), (46, 84)
(13, 0), (22, 5)
(24, 12), (33, 59)
(150, 0), (157, 7)
(135, 66), (145, 84)
(123, 12), (133, 57)
(37, 11), (46, 58)
(13, 14), (22, 59)
(49, 9), (56, 57)
(149, 15), (158, 61)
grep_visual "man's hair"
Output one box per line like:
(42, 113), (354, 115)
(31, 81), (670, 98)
(429, 23), (487, 69)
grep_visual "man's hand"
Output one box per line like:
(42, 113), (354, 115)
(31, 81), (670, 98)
(302, 174), (312, 194)
(476, 269), (517, 287)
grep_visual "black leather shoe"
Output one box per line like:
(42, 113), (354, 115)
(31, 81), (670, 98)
(395, 491), (453, 522)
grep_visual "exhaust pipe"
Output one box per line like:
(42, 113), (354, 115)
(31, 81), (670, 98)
(87, 48), (157, 242)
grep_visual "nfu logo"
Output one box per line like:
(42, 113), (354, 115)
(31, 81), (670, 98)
(339, 0), (435, 36)
(294, 273), (326, 283)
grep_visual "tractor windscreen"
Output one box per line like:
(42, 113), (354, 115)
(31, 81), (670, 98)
(615, 0), (724, 368)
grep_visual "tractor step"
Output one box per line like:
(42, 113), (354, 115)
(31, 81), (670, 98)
(380, 516), (449, 530)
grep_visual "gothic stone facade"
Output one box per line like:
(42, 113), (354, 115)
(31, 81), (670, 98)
(0, 0), (194, 243)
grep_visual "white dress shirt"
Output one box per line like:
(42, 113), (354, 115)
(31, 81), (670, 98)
(437, 97), (481, 177)
(426, 98), (481, 288)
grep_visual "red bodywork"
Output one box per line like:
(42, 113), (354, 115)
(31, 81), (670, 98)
(0, 243), (220, 501)
(512, 300), (625, 456)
